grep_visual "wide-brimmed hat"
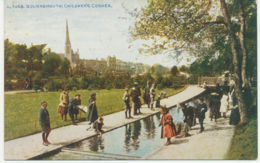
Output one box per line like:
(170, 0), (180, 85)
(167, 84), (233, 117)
(134, 82), (138, 85)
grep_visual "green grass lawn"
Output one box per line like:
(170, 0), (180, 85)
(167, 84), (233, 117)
(4, 86), (186, 141)
(225, 87), (257, 160)
(225, 114), (257, 160)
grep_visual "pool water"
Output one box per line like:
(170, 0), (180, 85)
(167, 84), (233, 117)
(45, 108), (178, 160)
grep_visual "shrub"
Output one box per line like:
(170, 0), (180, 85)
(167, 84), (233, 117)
(79, 78), (89, 89)
(106, 83), (113, 90)
(44, 79), (63, 91)
(33, 79), (42, 91)
(72, 87), (77, 91)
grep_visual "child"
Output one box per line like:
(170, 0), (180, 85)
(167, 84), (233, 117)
(122, 88), (132, 118)
(93, 117), (104, 135)
(159, 105), (176, 145)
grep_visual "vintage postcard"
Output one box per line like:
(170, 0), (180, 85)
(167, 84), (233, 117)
(3, 0), (257, 160)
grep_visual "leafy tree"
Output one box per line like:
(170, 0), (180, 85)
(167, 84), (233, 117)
(42, 53), (62, 77)
(61, 58), (71, 78)
(131, 0), (256, 124)
(148, 64), (169, 77)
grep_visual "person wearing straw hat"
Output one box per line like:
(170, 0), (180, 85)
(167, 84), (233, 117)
(87, 92), (98, 125)
(159, 105), (176, 145)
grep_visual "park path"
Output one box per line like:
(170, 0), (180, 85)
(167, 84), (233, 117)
(4, 90), (35, 95)
(146, 111), (235, 160)
(4, 85), (205, 160)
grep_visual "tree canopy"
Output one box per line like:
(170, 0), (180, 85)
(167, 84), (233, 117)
(131, 0), (256, 124)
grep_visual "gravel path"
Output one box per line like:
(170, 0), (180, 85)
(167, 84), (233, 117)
(147, 111), (235, 160)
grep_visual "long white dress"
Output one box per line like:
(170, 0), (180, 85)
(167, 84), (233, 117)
(220, 94), (229, 113)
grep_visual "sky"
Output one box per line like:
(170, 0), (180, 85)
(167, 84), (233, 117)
(4, 0), (192, 67)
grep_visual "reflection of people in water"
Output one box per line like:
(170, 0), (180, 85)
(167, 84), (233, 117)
(131, 120), (141, 150)
(143, 116), (156, 139)
(123, 121), (142, 152)
(88, 136), (104, 152)
(123, 124), (131, 152)
(155, 112), (161, 121)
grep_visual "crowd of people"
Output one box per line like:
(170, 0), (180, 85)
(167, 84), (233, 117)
(38, 82), (239, 146)
(156, 82), (240, 146)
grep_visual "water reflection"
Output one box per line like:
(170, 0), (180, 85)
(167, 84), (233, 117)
(131, 120), (141, 150)
(46, 108), (174, 159)
(143, 116), (156, 139)
(155, 112), (161, 120)
(88, 136), (104, 152)
(124, 125), (131, 152)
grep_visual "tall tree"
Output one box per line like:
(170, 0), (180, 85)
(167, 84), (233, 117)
(131, 0), (256, 124)
(219, 0), (248, 123)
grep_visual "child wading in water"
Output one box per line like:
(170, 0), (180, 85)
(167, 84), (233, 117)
(159, 105), (176, 145)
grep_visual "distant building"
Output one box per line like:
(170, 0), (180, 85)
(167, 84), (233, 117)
(106, 56), (148, 74)
(60, 20), (149, 74)
(63, 19), (80, 68)
(107, 56), (117, 71)
(81, 59), (107, 74)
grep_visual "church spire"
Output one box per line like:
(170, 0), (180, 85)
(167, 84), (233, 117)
(65, 19), (72, 62)
(65, 19), (71, 46)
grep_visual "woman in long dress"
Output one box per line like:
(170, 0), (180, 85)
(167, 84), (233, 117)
(159, 105), (176, 145)
(87, 92), (98, 125)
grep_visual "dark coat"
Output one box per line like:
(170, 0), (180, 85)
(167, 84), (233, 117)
(143, 87), (150, 104)
(38, 107), (50, 130)
(131, 87), (141, 102)
(68, 98), (81, 114)
(209, 95), (221, 119)
(183, 106), (194, 127)
(156, 97), (161, 108)
(87, 98), (98, 123)
(229, 106), (240, 125)
(130, 87), (142, 108)
(197, 103), (208, 120)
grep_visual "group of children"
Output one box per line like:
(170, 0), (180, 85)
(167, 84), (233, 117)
(39, 84), (212, 147)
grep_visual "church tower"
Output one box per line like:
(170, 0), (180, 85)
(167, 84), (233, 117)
(65, 19), (72, 64)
